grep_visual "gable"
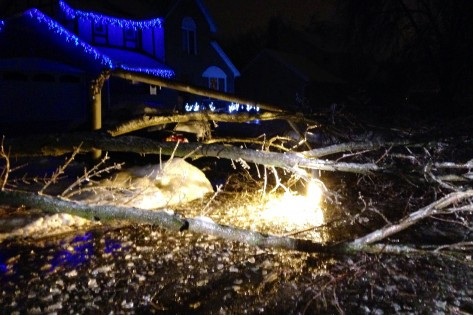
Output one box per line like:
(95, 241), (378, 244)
(166, 0), (217, 34)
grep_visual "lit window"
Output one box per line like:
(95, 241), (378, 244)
(202, 66), (226, 92)
(93, 23), (107, 45)
(182, 17), (197, 55)
(124, 28), (140, 49)
(150, 85), (158, 95)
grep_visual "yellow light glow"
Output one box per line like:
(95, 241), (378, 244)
(306, 179), (324, 207)
(259, 179), (325, 230)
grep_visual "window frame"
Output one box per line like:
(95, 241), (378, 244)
(181, 17), (197, 55)
(92, 22), (108, 45)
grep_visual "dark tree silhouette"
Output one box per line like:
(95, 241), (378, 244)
(335, 0), (473, 111)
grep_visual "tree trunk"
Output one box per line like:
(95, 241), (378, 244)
(0, 189), (425, 254)
(6, 133), (381, 174)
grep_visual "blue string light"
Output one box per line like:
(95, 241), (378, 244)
(119, 65), (174, 79)
(27, 8), (114, 68)
(22, 9), (174, 78)
(59, 0), (163, 30)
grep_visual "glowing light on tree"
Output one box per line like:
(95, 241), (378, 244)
(260, 179), (325, 229)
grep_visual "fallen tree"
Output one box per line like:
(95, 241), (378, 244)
(5, 132), (381, 174)
(108, 111), (313, 137)
(3, 112), (473, 256)
(0, 187), (471, 254)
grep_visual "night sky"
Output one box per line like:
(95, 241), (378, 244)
(204, 0), (333, 37)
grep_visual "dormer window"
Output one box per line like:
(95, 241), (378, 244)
(182, 17), (197, 55)
(124, 28), (140, 49)
(202, 66), (226, 92)
(93, 23), (107, 45)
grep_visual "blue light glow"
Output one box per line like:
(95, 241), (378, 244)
(22, 9), (174, 78)
(0, 20), (5, 32)
(49, 232), (94, 271)
(0, 262), (7, 274)
(184, 101), (260, 113)
(27, 9), (113, 68)
(119, 65), (174, 79)
(104, 238), (122, 254)
(59, 0), (163, 30)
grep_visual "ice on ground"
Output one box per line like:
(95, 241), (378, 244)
(76, 158), (214, 209)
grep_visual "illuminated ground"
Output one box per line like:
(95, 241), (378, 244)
(1, 223), (473, 314)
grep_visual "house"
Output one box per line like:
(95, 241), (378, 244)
(164, 0), (240, 102)
(237, 49), (345, 112)
(0, 0), (239, 132)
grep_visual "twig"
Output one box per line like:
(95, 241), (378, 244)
(204, 137), (290, 152)
(201, 184), (223, 215)
(0, 136), (10, 191)
(434, 241), (473, 252)
(39, 143), (82, 195)
(425, 163), (462, 192)
(61, 155), (124, 198)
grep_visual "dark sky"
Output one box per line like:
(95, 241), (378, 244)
(203, 0), (334, 37)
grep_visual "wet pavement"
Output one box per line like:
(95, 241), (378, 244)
(2, 223), (473, 314)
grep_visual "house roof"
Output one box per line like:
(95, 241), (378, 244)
(166, 0), (217, 33)
(60, 0), (217, 33)
(96, 47), (174, 77)
(59, 0), (164, 29)
(0, 9), (174, 77)
(245, 49), (343, 84)
(61, 0), (174, 20)
(210, 41), (240, 77)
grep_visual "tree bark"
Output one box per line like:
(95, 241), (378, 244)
(108, 112), (312, 137)
(0, 189), (424, 254)
(0, 189), (185, 231)
(348, 189), (473, 248)
(6, 133), (381, 174)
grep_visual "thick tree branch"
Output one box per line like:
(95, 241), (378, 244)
(302, 140), (411, 158)
(109, 112), (311, 137)
(348, 190), (473, 248)
(6, 133), (381, 174)
(0, 189), (185, 231)
(0, 189), (423, 255)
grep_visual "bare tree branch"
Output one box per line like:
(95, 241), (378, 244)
(348, 190), (473, 248)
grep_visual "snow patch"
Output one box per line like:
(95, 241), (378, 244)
(0, 213), (93, 240)
(77, 158), (214, 209)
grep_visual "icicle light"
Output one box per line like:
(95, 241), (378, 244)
(20, 9), (174, 78)
(119, 65), (174, 79)
(59, 0), (164, 30)
(27, 9), (113, 68)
